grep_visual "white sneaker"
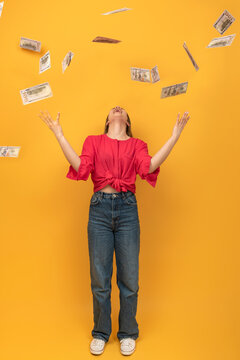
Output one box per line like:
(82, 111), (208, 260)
(90, 338), (106, 355)
(120, 338), (136, 355)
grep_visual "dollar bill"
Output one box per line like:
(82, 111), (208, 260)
(151, 65), (160, 83)
(20, 37), (41, 52)
(213, 10), (235, 35)
(39, 51), (51, 73)
(92, 36), (121, 43)
(0, 146), (21, 157)
(130, 67), (151, 82)
(131, 65), (160, 83)
(207, 34), (236, 48)
(20, 82), (53, 105)
(62, 51), (74, 73)
(101, 7), (132, 15)
(161, 82), (188, 98)
(0, 1), (4, 17)
(183, 42), (199, 71)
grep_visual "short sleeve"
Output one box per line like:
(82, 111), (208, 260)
(66, 136), (94, 181)
(135, 140), (160, 187)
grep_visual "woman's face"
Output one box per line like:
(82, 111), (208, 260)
(107, 106), (129, 125)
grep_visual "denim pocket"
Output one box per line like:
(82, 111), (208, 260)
(90, 193), (101, 206)
(123, 193), (137, 206)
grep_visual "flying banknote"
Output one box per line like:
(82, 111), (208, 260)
(207, 34), (236, 48)
(62, 51), (74, 73)
(20, 82), (53, 105)
(101, 8), (132, 15)
(0, 146), (21, 157)
(92, 36), (121, 43)
(213, 10), (235, 35)
(0, 1), (4, 17)
(20, 37), (41, 52)
(130, 65), (160, 83)
(39, 51), (51, 73)
(183, 42), (199, 71)
(161, 82), (188, 98)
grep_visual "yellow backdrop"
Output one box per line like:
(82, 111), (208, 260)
(0, 0), (239, 359)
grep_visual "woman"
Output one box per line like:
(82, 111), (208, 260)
(38, 106), (190, 356)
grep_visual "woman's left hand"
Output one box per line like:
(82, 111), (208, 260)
(172, 111), (190, 139)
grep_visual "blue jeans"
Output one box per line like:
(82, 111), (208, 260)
(87, 190), (140, 342)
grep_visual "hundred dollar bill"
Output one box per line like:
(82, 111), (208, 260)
(151, 65), (160, 83)
(183, 42), (199, 71)
(20, 36), (41, 52)
(161, 82), (188, 99)
(62, 51), (74, 73)
(92, 36), (121, 43)
(131, 65), (160, 83)
(207, 34), (236, 48)
(20, 82), (53, 105)
(0, 146), (21, 157)
(39, 51), (51, 73)
(213, 10), (235, 35)
(130, 67), (151, 82)
(102, 7), (132, 15)
(0, 1), (4, 17)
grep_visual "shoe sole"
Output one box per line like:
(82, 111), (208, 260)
(120, 348), (135, 355)
(90, 347), (105, 355)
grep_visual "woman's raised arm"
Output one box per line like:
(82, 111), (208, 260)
(38, 110), (80, 172)
(150, 111), (190, 172)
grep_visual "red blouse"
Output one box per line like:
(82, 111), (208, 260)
(66, 133), (160, 194)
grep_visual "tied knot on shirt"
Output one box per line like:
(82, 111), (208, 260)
(105, 170), (128, 192)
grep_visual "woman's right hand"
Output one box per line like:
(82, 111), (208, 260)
(38, 110), (64, 138)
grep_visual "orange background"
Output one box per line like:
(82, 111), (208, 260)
(0, 0), (239, 359)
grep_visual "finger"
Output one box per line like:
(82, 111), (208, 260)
(38, 114), (50, 126)
(39, 112), (51, 126)
(46, 110), (52, 120)
(44, 109), (51, 116)
(182, 112), (187, 120)
(43, 110), (50, 118)
(41, 110), (48, 119)
(182, 112), (188, 123)
(44, 110), (52, 123)
(38, 112), (47, 121)
(39, 111), (47, 120)
(182, 115), (187, 124)
(56, 112), (60, 122)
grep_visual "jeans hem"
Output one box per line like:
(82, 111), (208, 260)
(92, 336), (108, 343)
(118, 336), (138, 341)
